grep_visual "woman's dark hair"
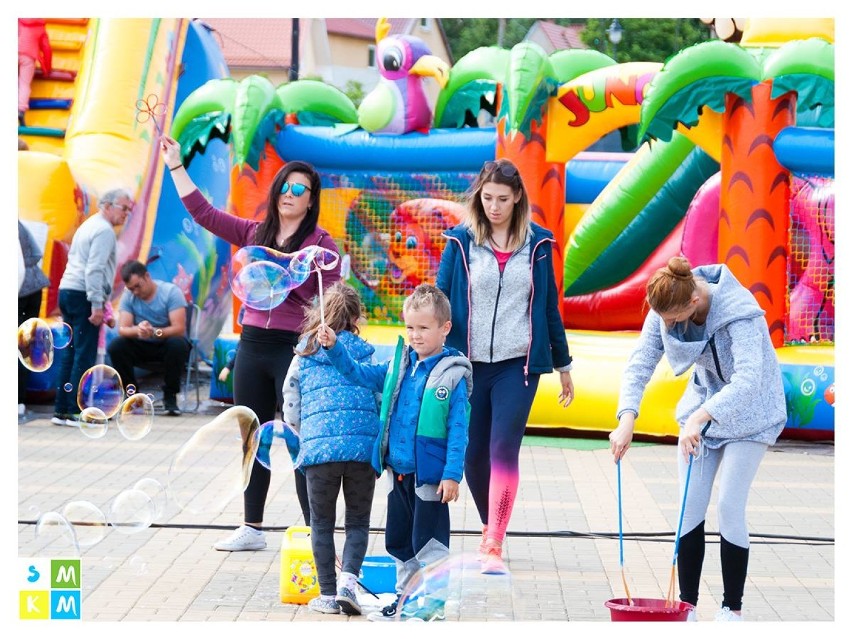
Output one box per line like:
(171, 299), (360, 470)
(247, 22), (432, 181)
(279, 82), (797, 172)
(253, 160), (322, 252)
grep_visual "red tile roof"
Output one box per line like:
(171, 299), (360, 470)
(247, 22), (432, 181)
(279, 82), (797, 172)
(325, 18), (410, 40)
(196, 18), (296, 68)
(537, 21), (586, 50)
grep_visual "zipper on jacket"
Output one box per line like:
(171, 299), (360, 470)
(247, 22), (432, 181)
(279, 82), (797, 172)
(489, 269), (504, 362)
(708, 336), (726, 383)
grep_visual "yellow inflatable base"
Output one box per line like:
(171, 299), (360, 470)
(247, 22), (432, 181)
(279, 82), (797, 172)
(360, 325), (833, 439)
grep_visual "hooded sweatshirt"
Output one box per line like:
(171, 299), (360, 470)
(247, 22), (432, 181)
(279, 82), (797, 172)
(617, 264), (786, 449)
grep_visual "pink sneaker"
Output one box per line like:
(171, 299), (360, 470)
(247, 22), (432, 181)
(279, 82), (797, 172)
(480, 539), (507, 575)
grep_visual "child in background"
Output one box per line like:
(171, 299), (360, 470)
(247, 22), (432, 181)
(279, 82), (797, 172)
(18, 19), (52, 127)
(217, 347), (237, 384)
(282, 282), (381, 616)
(317, 284), (472, 622)
(217, 307), (245, 385)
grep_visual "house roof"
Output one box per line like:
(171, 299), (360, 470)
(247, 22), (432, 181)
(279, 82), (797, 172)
(195, 18), (297, 68)
(325, 18), (410, 41)
(534, 20), (586, 50)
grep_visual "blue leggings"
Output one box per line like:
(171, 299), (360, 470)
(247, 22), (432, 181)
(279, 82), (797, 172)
(465, 358), (540, 532)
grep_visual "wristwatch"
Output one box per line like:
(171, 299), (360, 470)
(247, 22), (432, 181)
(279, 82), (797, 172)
(155, 328), (164, 338)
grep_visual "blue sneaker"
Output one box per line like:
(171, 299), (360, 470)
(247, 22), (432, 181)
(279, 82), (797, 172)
(367, 596), (400, 622)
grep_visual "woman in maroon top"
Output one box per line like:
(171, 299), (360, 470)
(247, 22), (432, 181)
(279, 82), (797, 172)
(161, 135), (341, 552)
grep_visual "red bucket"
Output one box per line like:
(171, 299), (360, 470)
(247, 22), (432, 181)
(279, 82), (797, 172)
(605, 598), (693, 622)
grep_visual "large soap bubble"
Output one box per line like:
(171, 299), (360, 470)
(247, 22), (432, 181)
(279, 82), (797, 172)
(229, 244), (339, 311)
(167, 405), (261, 516)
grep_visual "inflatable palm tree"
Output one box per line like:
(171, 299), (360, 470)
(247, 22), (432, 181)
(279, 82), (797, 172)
(638, 38), (834, 346)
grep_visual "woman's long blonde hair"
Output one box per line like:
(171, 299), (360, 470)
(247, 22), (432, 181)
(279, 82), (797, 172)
(465, 158), (530, 251)
(297, 282), (365, 356)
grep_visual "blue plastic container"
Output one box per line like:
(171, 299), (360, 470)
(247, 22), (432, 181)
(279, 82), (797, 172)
(359, 555), (396, 594)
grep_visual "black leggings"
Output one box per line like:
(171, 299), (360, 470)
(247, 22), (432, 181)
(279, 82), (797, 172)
(233, 326), (310, 525)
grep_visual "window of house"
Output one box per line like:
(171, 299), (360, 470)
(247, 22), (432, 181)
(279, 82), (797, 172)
(368, 45), (376, 68)
(420, 18), (430, 31)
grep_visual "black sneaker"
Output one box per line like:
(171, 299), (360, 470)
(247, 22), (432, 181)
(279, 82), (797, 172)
(163, 396), (181, 417)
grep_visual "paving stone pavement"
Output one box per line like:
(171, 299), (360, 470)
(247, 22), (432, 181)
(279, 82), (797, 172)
(16, 389), (835, 632)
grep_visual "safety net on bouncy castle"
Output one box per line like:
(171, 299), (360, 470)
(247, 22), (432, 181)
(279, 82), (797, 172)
(787, 176), (834, 344)
(321, 171), (476, 324)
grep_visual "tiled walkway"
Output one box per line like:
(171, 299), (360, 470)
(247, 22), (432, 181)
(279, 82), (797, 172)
(17, 397), (834, 626)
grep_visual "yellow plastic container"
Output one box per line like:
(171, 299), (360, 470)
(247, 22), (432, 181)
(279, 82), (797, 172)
(279, 526), (320, 604)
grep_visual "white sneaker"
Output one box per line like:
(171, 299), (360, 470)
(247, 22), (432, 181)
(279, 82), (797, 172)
(213, 525), (267, 551)
(714, 606), (744, 622)
(686, 609), (697, 621)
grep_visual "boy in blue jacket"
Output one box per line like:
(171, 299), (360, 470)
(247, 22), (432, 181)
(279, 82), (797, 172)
(317, 284), (472, 622)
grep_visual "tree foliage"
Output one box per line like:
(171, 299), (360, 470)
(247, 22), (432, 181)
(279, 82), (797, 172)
(440, 18), (581, 60)
(439, 18), (712, 64)
(581, 18), (712, 64)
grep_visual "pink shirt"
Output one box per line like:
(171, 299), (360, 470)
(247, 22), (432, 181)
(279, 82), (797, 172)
(492, 248), (513, 273)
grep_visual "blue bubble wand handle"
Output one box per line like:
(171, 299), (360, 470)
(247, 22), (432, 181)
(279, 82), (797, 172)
(617, 459), (633, 605)
(666, 452), (693, 607)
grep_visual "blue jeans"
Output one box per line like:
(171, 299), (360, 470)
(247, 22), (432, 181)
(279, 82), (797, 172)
(53, 289), (100, 416)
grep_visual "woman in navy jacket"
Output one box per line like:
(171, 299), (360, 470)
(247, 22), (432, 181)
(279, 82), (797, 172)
(436, 159), (574, 574)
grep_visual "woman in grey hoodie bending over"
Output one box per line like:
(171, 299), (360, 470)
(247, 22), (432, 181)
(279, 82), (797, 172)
(609, 256), (786, 622)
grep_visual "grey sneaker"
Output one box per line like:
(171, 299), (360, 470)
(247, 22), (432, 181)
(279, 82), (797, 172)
(335, 586), (361, 615)
(212, 525), (266, 551)
(308, 596), (340, 614)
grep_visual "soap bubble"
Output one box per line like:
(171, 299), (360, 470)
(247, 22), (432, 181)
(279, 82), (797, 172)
(108, 489), (155, 535)
(77, 364), (124, 418)
(17, 318), (53, 372)
(117, 393), (155, 441)
(35, 511), (80, 556)
(78, 406), (109, 439)
(62, 500), (108, 548)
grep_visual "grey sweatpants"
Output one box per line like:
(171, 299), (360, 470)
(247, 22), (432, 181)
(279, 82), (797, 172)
(676, 440), (768, 609)
(305, 461), (376, 596)
(677, 440), (768, 546)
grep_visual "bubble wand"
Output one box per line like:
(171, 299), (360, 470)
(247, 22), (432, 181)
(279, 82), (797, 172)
(135, 93), (166, 137)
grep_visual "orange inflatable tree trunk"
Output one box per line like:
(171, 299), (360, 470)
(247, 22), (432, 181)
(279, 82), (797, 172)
(719, 81), (795, 347)
(497, 116), (567, 311)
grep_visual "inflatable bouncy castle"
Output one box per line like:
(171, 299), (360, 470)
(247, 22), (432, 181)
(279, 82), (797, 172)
(166, 18), (834, 440)
(18, 18), (234, 372)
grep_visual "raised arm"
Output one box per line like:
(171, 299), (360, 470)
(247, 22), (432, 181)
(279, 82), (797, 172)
(160, 135), (198, 198)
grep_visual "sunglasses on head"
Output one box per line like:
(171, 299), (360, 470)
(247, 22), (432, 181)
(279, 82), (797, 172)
(482, 161), (519, 179)
(280, 181), (312, 197)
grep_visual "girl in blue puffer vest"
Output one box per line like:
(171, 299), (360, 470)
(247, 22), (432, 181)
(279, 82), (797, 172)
(282, 282), (380, 616)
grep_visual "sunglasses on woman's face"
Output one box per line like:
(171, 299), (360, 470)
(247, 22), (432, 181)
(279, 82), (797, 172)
(280, 181), (312, 197)
(482, 161), (519, 179)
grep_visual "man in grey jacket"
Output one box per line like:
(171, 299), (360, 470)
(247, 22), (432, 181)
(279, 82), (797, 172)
(52, 188), (133, 426)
